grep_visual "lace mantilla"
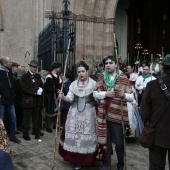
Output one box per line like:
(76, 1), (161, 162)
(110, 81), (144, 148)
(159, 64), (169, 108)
(70, 77), (96, 97)
(64, 143), (97, 154)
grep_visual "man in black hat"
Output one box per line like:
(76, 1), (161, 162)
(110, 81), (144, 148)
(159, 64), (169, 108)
(44, 62), (61, 133)
(141, 54), (170, 169)
(20, 60), (44, 140)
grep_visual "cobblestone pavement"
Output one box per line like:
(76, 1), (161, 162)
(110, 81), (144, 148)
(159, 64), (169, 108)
(10, 130), (168, 170)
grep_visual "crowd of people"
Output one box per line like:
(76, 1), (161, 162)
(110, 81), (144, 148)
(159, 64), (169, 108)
(0, 54), (169, 170)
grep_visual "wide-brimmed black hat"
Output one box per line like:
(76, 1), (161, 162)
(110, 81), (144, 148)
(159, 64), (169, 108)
(50, 62), (61, 70)
(28, 60), (39, 67)
(11, 62), (20, 67)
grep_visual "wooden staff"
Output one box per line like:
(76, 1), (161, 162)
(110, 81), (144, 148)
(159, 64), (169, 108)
(151, 54), (153, 81)
(41, 59), (42, 70)
(162, 47), (164, 59)
(161, 47), (164, 77)
(52, 39), (71, 170)
(137, 51), (140, 74)
(113, 33), (127, 170)
(127, 53), (129, 65)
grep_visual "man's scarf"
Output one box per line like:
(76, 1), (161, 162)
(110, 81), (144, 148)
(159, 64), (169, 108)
(0, 66), (12, 88)
(102, 70), (122, 91)
(142, 73), (151, 82)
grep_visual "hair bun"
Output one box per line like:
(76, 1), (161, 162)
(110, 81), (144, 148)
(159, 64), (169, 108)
(77, 60), (89, 70)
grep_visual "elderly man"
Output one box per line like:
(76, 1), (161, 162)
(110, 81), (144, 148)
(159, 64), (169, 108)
(0, 56), (21, 143)
(20, 60), (43, 140)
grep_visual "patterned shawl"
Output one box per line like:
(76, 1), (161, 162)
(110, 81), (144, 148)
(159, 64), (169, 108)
(0, 119), (10, 153)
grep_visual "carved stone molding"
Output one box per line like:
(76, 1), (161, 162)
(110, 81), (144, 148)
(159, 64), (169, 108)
(45, 11), (115, 24)
(44, 10), (53, 19)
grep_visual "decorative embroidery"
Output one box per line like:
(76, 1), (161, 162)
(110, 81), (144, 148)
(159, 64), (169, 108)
(70, 78), (96, 97)
(64, 105), (97, 154)
(0, 119), (10, 153)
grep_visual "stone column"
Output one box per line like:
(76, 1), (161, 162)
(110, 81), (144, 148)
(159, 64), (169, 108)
(76, 20), (84, 63)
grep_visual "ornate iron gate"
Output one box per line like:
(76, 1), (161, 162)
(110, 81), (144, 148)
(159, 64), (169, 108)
(38, 2), (76, 80)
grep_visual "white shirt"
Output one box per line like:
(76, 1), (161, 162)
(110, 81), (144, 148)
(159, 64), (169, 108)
(150, 63), (160, 73)
(28, 70), (35, 75)
(93, 73), (133, 102)
(129, 73), (138, 81)
(135, 75), (156, 93)
(45, 73), (62, 84)
(138, 67), (143, 74)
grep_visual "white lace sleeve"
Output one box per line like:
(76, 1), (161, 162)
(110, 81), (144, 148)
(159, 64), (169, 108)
(66, 90), (74, 102)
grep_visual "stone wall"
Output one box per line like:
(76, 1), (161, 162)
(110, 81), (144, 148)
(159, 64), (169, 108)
(0, 0), (120, 70)
(53, 0), (118, 69)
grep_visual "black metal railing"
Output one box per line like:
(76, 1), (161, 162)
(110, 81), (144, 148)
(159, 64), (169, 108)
(38, 1), (76, 80)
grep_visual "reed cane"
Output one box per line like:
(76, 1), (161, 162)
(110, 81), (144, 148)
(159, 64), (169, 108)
(52, 39), (71, 170)
(151, 54), (153, 81)
(113, 33), (127, 170)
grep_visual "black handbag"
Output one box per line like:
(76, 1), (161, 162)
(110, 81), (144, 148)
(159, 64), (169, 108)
(140, 78), (170, 148)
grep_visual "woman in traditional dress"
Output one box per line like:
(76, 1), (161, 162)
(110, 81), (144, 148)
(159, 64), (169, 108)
(126, 65), (144, 136)
(58, 61), (97, 170)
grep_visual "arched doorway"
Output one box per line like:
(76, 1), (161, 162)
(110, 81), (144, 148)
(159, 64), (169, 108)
(115, 0), (170, 65)
(115, 0), (129, 61)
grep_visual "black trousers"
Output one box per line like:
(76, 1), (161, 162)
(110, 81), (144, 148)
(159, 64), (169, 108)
(138, 92), (144, 107)
(15, 106), (23, 130)
(22, 107), (41, 135)
(46, 116), (57, 129)
(100, 121), (124, 170)
(60, 109), (68, 127)
(149, 145), (170, 170)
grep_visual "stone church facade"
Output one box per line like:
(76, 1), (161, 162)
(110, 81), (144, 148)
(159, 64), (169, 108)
(0, 0), (128, 69)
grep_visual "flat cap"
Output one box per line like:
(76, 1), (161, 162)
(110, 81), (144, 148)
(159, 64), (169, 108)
(11, 62), (20, 67)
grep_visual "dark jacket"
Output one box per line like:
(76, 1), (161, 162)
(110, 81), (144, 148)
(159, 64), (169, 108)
(140, 75), (170, 148)
(62, 79), (71, 110)
(20, 71), (43, 108)
(0, 150), (14, 170)
(0, 67), (15, 105)
(12, 73), (22, 107)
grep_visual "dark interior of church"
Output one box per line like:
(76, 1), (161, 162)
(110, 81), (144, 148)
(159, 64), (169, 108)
(127, 0), (170, 63)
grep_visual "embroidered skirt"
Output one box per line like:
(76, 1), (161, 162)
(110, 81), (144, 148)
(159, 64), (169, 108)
(59, 105), (97, 165)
